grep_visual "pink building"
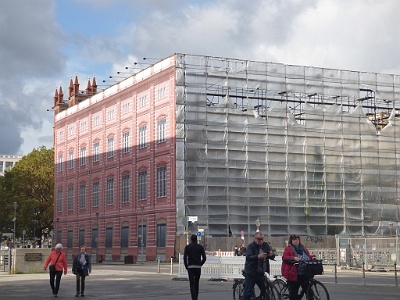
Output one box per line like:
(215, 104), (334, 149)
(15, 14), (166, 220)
(53, 56), (177, 262)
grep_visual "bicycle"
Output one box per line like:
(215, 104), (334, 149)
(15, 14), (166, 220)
(272, 260), (330, 300)
(232, 271), (280, 300)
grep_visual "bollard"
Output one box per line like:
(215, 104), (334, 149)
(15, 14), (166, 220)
(170, 256), (174, 275)
(334, 262), (337, 284)
(362, 262), (366, 285)
(395, 262), (398, 287)
(157, 257), (161, 273)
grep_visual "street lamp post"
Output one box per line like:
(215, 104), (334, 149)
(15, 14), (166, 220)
(13, 202), (17, 247)
(141, 205), (144, 264)
(255, 218), (261, 232)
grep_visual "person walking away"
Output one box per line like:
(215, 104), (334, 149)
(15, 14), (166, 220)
(44, 243), (68, 298)
(72, 245), (92, 297)
(281, 235), (315, 300)
(184, 234), (207, 300)
(243, 232), (275, 300)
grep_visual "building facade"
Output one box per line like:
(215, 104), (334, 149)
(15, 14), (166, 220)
(0, 155), (23, 176)
(53, 54), (400, 261)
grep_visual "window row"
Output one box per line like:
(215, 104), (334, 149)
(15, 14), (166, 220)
(58, 223), (167, 249)
(57, 118), (167, 172)
(56, 167), (167, 212)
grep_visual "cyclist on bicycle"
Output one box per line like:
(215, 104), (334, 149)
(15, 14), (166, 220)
(281, 234), (315, 300)
(242, 231), (275, 300)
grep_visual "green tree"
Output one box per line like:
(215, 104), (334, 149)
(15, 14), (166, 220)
(0, 146), (54, 245)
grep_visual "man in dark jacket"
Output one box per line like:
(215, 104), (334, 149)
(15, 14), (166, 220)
(243, 232), (275, 300)
(184, 234), (207, 300)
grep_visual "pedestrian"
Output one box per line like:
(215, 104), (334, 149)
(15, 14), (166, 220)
(281, 234), (315, 300)
(184, 234), (207, 300)
(44, 243), (68, 298)
(242, 232), (275, 300)
(239, 244), (246, 256)
(72, 245), (92, 297)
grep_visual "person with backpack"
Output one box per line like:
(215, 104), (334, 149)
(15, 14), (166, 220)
(72, 245), (92, 297)
(281, 235), (315, 300)
(43, 243), (68, 298)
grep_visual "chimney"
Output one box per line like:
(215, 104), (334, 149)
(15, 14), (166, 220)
(74, 75), (80, 96)
(54, 88), (59, 106)
(58, 85), (64, 104)
(69, 77), (74, 97)
(92, 77), (97, 94)
(86, 78), (92, 95)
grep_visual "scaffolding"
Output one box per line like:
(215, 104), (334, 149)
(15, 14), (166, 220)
(174, 54), (400, 238)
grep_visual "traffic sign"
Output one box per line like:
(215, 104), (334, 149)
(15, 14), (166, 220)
(188, 216), (198, 222)
(196, 231), (202, 237)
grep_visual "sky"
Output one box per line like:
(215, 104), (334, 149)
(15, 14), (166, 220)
(2, 0), (400, 155)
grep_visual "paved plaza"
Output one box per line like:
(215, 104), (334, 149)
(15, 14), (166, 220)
(1, 263), (400, 299)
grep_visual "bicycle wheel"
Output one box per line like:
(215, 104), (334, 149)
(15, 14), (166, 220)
(306, 280), (330, 300)
(266, 284), (280, 300)
(271, 279), (289, 300)
(233, 281), (245, 300)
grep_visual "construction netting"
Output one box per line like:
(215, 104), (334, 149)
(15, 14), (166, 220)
(174, 54), (400, 238)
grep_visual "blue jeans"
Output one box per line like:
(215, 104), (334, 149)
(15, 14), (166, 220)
(243, 273), (265, 300)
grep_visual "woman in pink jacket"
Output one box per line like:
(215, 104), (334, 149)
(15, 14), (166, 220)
(44, 243), (68, 298)
(281, 235), (314, 300)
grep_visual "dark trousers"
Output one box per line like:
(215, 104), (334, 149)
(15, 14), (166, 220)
(49, 270), (63, 294)
(187, 268), (202, 300)
(243, 273), (265, 300)
(76, 273), (86, 295)
(288, 275), (309, 300)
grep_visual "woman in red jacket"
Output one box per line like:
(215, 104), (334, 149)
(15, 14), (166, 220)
(44, 243), (68, 298)
(281, 235), (314, 300)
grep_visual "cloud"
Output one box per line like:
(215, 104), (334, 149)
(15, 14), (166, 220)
(0, 0), (65, 154)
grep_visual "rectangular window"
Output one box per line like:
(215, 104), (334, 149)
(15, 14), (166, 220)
(58, 154), (63, 172)
(68, 151), (74, 169)
(79, 184), (86, 209)
(106, 227), (113, 248)
(91, 228), (98, 248)
(156, 166), (167, 198)
(138, 171), (147, 200)
(57, 189), (63, 212)
(157, 119), (167, 143)
(92, 181), (100, 207)
(80, 120), (87, 132)
(5, 162), (13, 170)
(138, 225), (147, 248)
(67, 230), (73, 248)
(157, 86), (166, 100)
(68, 126), (74, 136)
(121, 101), (131, 114)
(139, 125), (146, 149)
(122, 131), (130, 153)
(107, 109), (114, 121)
(67, 186), (74, 210)
(106, 177), (114, 205)
(79, 147), (86, 166)
(156, 224), (166, 247)
(121, 174), (130, 203)
(121, 226), (129, 248)
(93, 115), (100, 126)
(139, 95), (146, 107)
(0, 161), (3, 173)
(93, 142), (100, 162)
(107, 137), (114, 158)
(56, 230), (62, 245)
(79, 229), (85, 247)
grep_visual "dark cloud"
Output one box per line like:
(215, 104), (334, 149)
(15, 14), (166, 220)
(0, 0), (65, 154)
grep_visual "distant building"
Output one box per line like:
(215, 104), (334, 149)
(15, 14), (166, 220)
(53, 54), (400, 262)
(0, 155), (22, 176)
